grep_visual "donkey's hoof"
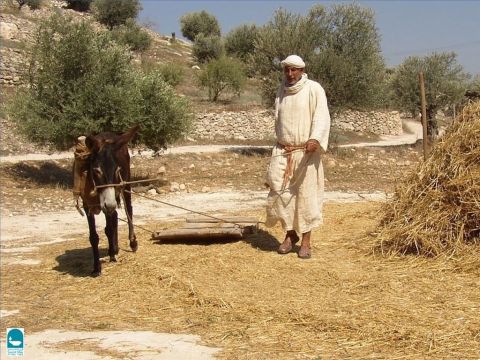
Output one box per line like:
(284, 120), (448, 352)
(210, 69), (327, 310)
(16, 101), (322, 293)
(109, 255), (117, 262)
(130, 241), (138, 252)
(91, 270), (101, 277)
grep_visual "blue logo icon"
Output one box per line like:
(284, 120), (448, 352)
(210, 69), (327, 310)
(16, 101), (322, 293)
(6, 328), (24, 356)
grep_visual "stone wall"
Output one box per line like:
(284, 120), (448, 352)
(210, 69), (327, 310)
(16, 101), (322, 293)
(192, 110), (275, 140)
(333, 110), (403, 135)
(190, 110), (403, 140)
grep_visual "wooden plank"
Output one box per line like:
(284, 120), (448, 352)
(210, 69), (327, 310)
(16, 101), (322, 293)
(181, 223), (247, 229)
(151, 227), (244, 242)
(180, 222), (257, 235)
(185, 216), (258, 224)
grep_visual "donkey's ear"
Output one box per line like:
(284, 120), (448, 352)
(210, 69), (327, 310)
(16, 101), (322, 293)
(116, 125), (139, 148)
(85, 135), (101, 152)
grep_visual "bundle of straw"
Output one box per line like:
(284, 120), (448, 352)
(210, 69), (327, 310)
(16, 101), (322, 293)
(377, 100), (480, 255)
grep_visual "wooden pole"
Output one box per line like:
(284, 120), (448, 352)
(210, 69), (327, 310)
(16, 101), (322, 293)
(419, 71), (429, 160)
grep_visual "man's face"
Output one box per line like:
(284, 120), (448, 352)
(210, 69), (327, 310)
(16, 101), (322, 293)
(283, 66), (304, 85)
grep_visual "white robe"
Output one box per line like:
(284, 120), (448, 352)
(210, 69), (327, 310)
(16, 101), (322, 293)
(265, 75), (331, 234)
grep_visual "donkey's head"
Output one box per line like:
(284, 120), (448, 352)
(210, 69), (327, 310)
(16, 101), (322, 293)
(85, 126), (138, 215)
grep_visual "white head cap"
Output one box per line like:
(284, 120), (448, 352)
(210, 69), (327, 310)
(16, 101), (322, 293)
(280, 55), (305, 69)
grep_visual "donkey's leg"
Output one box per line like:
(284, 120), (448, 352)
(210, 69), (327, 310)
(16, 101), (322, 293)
(105, 210), (119, 262)
(86, 210), (101, 276)
(124, 187), (137, 252)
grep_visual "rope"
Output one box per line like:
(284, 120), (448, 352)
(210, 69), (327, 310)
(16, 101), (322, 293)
(118, 217), (155, 234)
(77, 147), (313, 234)
(94, 177), (163, 189)
(124, 189), (246, 228)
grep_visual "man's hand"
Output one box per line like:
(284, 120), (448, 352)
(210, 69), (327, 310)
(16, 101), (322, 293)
(305, 139), (320, 153)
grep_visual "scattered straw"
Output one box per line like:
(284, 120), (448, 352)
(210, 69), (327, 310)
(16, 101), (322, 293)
(376, 101), (480, 256)
(2, 203), (480, 358)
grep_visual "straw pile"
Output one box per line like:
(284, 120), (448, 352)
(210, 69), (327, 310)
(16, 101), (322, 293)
(376, 100), (480, 255)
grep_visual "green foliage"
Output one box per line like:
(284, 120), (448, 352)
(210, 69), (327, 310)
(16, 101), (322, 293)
(466, 74), (480, 101)
(180, 10), (221, 41)
(7, 14), (191, 151)
(197, 56), (246, 102)
(224, 24), (258, 62)
(252, 4), (386, 111)
(309, 4), (386, 111)
(192, 34), (224, 63)
(92, 0), (141, 29)
(390, 52), (469, 138)
(136, 70), (192, 149)
(391, 52), (469, 116)
(251, 6), (326, 105)
(156, 63), (184, 87)
(111, 19), (151, 52)
(25, 0), (42, 9)
(65, 0), (92, 11)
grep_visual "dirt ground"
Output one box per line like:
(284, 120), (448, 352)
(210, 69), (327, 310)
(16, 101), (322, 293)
(1, 143), (480, 359)
(0, 144), (421, 216)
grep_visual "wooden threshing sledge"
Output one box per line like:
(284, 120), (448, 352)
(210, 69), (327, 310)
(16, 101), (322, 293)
(151, 216), (259, 242)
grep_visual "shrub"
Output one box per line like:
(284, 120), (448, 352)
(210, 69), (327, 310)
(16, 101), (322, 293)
(180, 10), (221, 42)
(7, 14), (191, 151)
(111, 19), (151, 52)
(92, 0), (141, 29)
(197, 56), (246, 101)
(136, 70), (192, 149)
(224, 24), (258, 62)
(156, 63), (184, 87)
(192, 33), (223, 63)
(65, 0), (92, 11)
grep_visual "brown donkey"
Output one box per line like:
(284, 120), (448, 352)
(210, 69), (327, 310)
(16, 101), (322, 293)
(74, 126), (139, 276)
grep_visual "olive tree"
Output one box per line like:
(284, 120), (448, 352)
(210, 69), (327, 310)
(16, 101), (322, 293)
(251, 7), (324, 105)
(224, 24), (258, 62)
(180, 10), (221, 41)
(93, 0), (141, 29)
(390, 52), (469, 138)
(192, 33), (224, 63)
(252, 4), (386, 111)
(309, 4), (386, 110)
(197, 57), (246, 101)
(7, 14), (191, 151)
(111, 18), (152, 52)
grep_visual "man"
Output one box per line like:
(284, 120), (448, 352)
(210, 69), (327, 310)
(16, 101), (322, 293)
(265, 54), (331, 259)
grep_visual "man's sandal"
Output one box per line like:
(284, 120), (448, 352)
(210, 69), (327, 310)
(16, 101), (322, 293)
(297, 246), (312, 259)
(277, 234), (299, 254)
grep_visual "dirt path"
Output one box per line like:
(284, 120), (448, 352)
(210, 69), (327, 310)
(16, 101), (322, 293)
(339, 118), (423, 148)
(0, 118), (423, 164)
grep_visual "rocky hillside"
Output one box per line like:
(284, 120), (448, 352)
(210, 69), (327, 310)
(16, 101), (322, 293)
(0, 0), (193, 87)
(0, 0), (197, 155)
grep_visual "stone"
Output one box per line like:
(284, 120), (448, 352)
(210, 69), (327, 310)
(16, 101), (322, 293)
(179, 183), (186, 190)
(134, 186), (149, 193)
(157, 166), (166, 175)
(201, 186), (210, 193)
(0, 22), (19, 40)
(170, 182), (180, 192)
(147, 188), (157, 195)
(191, 65), (200, 70)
